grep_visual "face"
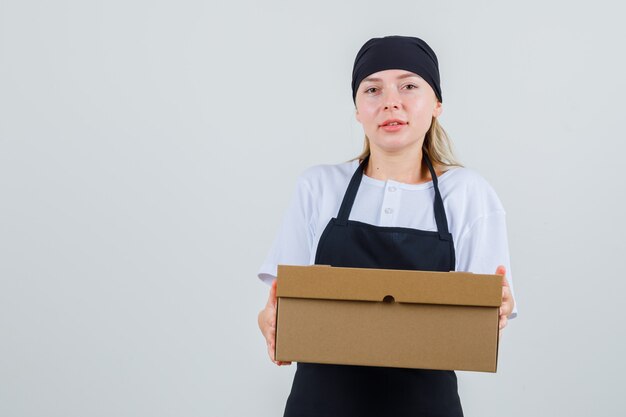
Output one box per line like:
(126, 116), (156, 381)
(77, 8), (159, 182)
(355, 69), (442, 154)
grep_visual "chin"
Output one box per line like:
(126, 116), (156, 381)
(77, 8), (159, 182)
(371, 138), (420, 154)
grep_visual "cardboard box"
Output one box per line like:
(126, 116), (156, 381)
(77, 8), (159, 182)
(275, 265), (502, 372)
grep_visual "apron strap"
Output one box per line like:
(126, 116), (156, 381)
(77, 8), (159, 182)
(337, 156), (369, 226)
(336, 152), (452, 241)
(423, 152), (452, 240)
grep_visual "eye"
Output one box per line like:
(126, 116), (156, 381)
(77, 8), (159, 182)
(404, 84), (418, 90)
(364, 87), (378, 94)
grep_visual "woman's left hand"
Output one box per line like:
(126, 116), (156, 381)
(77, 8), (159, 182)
(495, 265), (514, 337)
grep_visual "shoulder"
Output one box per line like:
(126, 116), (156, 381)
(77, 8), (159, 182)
(296, 160), (357, 193)
(439, 166), (505, 214)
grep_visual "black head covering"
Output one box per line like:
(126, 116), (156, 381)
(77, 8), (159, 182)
(351, 35), (442, 103)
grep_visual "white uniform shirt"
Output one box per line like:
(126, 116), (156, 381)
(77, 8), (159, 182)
(258, 159), (518, 319)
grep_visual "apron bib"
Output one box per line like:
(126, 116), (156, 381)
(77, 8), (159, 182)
(283, 153), (463, 417)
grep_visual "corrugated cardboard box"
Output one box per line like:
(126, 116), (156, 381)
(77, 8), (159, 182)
(275, 265), (502, 372)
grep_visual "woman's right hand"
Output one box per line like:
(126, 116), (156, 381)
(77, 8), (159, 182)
(258, 279), (292, 366)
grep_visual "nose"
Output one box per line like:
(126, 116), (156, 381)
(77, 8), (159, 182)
(383, 89), (401, 110)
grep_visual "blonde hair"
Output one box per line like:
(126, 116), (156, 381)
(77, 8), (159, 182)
(353, 117), (463, 169)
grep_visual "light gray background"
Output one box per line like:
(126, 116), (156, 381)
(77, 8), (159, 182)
(1, 1), (625, 416)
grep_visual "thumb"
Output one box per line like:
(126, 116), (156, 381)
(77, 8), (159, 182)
(495, 265), (510, 287)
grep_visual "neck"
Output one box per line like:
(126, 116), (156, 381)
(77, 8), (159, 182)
(364, 145), (433, 184)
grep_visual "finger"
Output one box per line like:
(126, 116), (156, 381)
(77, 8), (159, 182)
(499, 305), (512, 317)
(264, 308), (277, 329)
(501, 286), (511, 303)
(499, 315), (508, 330)
(268, 342), (291, 366)
(495, 265), (506, 277)
(268, 339), (279, 362)
(264, 327), (276, 345)
(502, 275), (510, 288)
(495, 266), (511, 289)
(500, 287), (514, 316)
(502, 286), (511, 298)
(266, 316), (276, 331)
(499, 297), (513, 316)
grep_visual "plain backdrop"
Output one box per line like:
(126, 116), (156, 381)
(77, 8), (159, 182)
(1, 1), (625, 416)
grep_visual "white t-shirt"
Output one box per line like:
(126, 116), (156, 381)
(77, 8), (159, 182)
(258, 159), (518, 319)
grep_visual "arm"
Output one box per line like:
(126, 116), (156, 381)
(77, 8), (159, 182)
(456, 210), (518, 329)
(256, 174), (316, 365)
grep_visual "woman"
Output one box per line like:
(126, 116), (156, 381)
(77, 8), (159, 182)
(257, 35), (517, 417)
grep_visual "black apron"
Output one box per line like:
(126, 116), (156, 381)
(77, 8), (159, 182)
(283, 153), (463, 417)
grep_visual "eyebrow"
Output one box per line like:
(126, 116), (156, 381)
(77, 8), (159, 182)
(361, 72), (422, 83)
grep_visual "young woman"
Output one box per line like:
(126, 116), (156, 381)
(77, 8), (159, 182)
(257, 35), (517, 417)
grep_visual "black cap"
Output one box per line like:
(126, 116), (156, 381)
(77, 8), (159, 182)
(351, 35), (442, 103)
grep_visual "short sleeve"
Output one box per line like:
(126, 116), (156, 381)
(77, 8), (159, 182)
(455, 210), (518, 319)
(257, 175), (315, 286)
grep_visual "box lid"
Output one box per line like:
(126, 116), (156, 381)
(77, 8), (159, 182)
(277, 265), (502, 307)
